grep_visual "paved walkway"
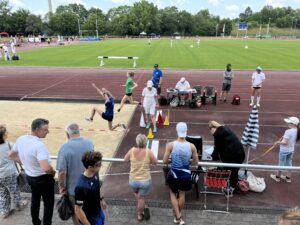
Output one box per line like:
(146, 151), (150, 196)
(1, 195), (281, 225)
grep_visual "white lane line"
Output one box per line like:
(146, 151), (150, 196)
(168, 122), (286, 127)
(19, 73), (82, 100)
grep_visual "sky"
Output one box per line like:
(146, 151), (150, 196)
(8, 0), (300, 19)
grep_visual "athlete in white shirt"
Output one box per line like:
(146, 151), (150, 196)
(10, 41), (16, 56)
(250, 66), (265, 107)
(142, 80), (159, 133)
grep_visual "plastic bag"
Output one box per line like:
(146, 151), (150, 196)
(247, 175), (266, 193)
(56, 195), (74, 220)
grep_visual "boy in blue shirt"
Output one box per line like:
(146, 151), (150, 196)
(152, 64), (163, 96)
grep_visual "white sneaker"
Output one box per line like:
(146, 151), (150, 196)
(84, 117), (93, 122)
(256, 103), (261, 107)
(280, 175), (291, 183)
(270, 174), (280, 182)
(174, 217), (185, 225)
(249, 102), (254, 106)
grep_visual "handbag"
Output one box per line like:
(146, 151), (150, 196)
(247, 175), (266, 192)
(7, 142), (27, 186)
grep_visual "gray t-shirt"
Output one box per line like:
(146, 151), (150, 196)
(56, 137), (94, 196)
(0, 142), (17, 178)
(223, 70), (234, 84)
(280, 128), (298, 153)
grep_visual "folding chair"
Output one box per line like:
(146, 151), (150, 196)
(192, 85), (205, 104)
(202, 169), (231, 212)
(203, 86), (217, 105)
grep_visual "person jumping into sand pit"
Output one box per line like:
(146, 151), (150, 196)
(85, 83), (127, 131)
(117, 72), (139, 112)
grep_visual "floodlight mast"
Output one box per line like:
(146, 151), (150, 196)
(48, 0), (53, 13)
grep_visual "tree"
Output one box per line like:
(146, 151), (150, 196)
(82, 13), (107, 35)
(129, 0), (160, 35)
(25, 14), (42, 35)
(0, 0), (11, 32)
(178, 10), (193, 36)
(107, 6), (132, 35)
(239, 6), (253, 22)
(48, 12), (78, 35)
(159, 7), (179, 36)
(9, 9), (30, 35)
(56, 3), (88, 22)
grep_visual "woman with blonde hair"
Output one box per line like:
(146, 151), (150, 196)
(209, 120), (245, 192)
(124, 134), (157, 221)
(0, 125), (27, 219)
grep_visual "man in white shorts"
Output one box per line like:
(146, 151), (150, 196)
(141, 80), (159, 133)
(11, 41), (16, 56)
(250, 66), (265, 107)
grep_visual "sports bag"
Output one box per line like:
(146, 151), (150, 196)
(12, 55), (20, 60)
(247, 175), (266, 192)
(232, 94), (240, 105)
(158, 95), (168, 106)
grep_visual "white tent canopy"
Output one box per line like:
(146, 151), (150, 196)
(139, 31), (147, 35)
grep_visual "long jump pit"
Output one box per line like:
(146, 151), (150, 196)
(0, 100), (136, 176)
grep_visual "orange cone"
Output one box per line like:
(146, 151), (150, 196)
(164, 115), (169, 126)
(147, 128), (154, 139)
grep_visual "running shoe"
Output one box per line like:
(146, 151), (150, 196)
(84, 117), (93, 122)
(270, 174), (280, 182)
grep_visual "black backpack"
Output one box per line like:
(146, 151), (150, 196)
(158, 95), (168, 106)
(12, 55), (19, 60)
(232, 95), (241, 105)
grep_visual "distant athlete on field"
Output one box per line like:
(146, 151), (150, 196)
(118, 72), (139, 112)
(85, 83), (127, 131)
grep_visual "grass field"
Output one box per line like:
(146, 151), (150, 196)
(5, 39), (300, 70)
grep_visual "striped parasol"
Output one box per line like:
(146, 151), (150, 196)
(241, 105), (259, 165)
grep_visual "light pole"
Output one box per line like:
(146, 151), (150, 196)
(216, 23), (218, 37)
(266, 17), (271, 37)
(290, 17), (294, 37)
(293, 19), (298, 37)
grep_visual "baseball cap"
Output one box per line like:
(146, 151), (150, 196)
(256, 66), (262, 71)
(284, 117), (299, 125)
(180, 77), (185, 83)
(176, 122), (187, 138)
(147, 80), (153, 87)
(226, 64), (231, 68)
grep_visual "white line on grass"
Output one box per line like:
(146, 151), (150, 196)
(166, 109), (294, 114)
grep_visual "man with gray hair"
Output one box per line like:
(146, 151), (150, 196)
(56, 123), (94, 225)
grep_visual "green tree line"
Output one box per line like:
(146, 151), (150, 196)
(0, 0), (299, 36)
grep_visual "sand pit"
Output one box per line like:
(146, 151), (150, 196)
(0, 100), (136, 175)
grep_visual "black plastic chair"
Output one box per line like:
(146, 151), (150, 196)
(203, 86), (217, 105)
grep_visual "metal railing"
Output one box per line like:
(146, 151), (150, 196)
(50, 156), (300, 172)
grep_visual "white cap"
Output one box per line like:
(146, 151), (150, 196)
(256, 66), (262, 71)
(284, 117), (299, 125)
(176, 122), (187, 138)
(147, 80), (153, 87)
(180, 77), (185, 83)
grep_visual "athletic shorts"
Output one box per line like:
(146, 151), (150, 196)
(167, 175), (192, 194)
(126, 93), (132, 97)
(129, 179), (152, 196)
(252, 87), (261, 90)
(143, 103), (156, 115)
(102, 113), (113, 122)
(222, 83), (231, 91)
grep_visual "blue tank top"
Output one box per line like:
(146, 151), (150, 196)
(104, 97), (114, 117)
(170, 141), (192, 179)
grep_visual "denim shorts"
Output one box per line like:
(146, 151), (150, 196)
(129, 179), (152, 196)
(278, 151), (293, 167)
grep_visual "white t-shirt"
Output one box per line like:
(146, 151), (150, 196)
(175, 81), (190, 92)
(3, 46), (8, 52)
(142, 87), (157, 106)
(252, 72), (265, 87)
(12, 135), (51, 177)
(280, 128), (298, 153)
(11, 42), (16, 54)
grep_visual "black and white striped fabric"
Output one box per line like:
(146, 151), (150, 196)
(241, 106), (259, 149)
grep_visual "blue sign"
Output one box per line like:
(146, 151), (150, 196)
(239, 23), (248, 30)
